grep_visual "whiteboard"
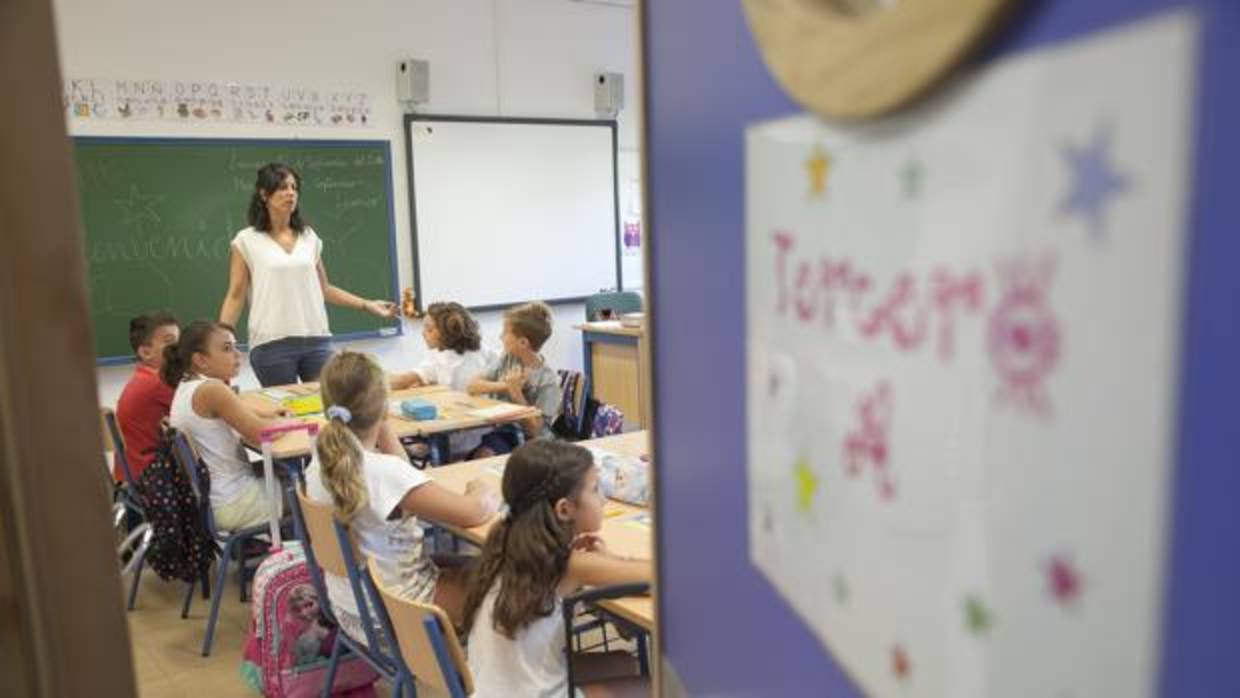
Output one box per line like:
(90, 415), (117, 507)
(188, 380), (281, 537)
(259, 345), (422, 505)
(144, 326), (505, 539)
(406, 116), (620, 310)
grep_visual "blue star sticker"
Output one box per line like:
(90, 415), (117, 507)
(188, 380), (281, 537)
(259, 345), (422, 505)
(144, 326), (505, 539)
(1058, 125), (1129, 240)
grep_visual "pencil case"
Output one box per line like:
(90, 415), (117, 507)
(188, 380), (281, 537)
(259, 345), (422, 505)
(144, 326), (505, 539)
(400, 399), (438, 421)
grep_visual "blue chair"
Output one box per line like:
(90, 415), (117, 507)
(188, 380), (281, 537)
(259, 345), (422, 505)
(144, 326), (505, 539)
(170, 432), (280, 657)
(101, 408), (155, 610)
(562, 583), (652, 697)
(585, 291), (642, 322)
(368, 556), (473, 698)
(554, 369), (591, 438)
(292, 485), (406, 698)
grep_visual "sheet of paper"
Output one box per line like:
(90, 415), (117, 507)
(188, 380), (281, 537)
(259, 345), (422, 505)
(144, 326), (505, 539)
(469, 404), (529, 420)
(745, 12), (1195, 698)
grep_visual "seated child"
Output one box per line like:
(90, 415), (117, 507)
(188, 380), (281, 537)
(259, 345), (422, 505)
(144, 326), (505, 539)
(391, 301), (494, 459)
(164, 321), (292, 530)
(463, 440), (652, 698)
(467, 301), (561, 457)
(115, 311), (179, 482)
(306, 350), (500, 638)
(391, 301), (493, 392)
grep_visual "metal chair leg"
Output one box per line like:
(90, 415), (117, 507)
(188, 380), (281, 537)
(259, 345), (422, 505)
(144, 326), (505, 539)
(126, 548), (146, 611)
(320, 633), (343, 698)
(181, 578), (196, 619)
(201, 541), (233, 656)
(637, 631), (650, 677)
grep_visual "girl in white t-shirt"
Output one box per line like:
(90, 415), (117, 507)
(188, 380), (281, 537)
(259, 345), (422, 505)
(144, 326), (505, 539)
(391, 301), (494, 458)
(163, 321), (293, 530)
(305, 351), (500, 637)
(462, 441), (652, 698)
(218, 163), (397, 387)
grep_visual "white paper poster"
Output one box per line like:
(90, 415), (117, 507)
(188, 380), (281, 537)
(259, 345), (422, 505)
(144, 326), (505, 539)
(746, 11), (1196, 698)
(62, 77), (372, 128)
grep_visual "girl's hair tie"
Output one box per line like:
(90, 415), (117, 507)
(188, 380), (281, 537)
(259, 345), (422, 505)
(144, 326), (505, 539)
(325, 405), (353, 424)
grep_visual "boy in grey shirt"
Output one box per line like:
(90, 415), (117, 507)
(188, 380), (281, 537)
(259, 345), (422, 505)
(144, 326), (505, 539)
(468, 301), (561, 456)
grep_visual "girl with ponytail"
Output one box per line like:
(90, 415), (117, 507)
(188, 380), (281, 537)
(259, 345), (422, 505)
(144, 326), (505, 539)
(304, 351), (499, 637)
(462, 440), (652, 698)
(165, 321), (294, 530)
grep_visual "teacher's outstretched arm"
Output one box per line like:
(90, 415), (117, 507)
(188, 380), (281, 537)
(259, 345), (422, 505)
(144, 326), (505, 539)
(219, 247), (250, 326)
(316, 259), (397, 319)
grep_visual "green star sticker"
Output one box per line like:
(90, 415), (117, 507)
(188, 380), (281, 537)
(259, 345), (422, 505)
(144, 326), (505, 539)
(795, 457), (818, 513)
(963, 594), (994, 635)
(833, 575), (850, 605)
(901, 160), (924, 198)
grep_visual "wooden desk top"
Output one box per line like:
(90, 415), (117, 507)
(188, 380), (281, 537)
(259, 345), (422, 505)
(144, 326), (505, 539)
(575, 320), (644, 338)
(240, 384), (539, 459)
(428, 430), (655, 629)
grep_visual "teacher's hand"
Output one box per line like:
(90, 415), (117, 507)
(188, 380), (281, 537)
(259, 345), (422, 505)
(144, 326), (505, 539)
(362, 299), (398, 318)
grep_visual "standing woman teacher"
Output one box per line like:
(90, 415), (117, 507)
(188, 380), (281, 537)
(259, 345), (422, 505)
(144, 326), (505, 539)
(219, 163), (396, 387)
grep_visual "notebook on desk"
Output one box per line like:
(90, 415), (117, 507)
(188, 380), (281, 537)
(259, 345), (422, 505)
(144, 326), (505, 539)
(282, 394), (323, 416)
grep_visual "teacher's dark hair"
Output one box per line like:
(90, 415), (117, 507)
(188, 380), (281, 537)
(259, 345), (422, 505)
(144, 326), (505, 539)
(247, 163), (306, 233)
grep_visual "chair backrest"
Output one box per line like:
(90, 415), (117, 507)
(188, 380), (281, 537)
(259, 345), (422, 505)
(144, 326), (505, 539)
(367, 557), (473, 697)
(331, 518), (398, 661)
(101, 407), (138, 489)
(585, 291), (642, 322)
(555, 370), (590, 435)
(100, 408), (115, 454)
(288, 483), (342, 627)
(293, 485), (351, 578)
(170, 430), (216, 535)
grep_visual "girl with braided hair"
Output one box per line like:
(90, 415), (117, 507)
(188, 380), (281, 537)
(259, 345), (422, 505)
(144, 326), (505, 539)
(462, 440), (652, 697)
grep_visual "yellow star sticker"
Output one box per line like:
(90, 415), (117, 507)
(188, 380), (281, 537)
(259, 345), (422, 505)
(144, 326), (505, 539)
(795, 457), (818, 512)
(806, 146), (831, 198)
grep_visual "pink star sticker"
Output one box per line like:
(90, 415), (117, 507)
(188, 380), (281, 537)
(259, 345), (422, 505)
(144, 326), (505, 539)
(1048, 555), (1083, 605)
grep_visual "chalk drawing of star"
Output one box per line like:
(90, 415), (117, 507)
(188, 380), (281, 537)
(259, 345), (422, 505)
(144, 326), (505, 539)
(113, 184), (164, 228)
(795, 456), (818, 513)
(1058, 125), (1129, 239)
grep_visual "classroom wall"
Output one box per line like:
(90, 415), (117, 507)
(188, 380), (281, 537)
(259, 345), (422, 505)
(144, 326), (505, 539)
(47, 0), (639, 404)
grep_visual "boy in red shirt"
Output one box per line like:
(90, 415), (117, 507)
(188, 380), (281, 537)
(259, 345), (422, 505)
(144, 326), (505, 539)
(114, 312), (179, 482)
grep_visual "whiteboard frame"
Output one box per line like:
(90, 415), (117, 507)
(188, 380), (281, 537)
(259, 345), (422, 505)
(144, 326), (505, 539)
(403, 114), (622, 313)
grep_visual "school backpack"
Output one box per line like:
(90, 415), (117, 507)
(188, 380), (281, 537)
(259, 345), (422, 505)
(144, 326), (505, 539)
(241, 541), (378, 698)
(592, 403), (625, 438)
(553, 369), (627, 441)
(137, 429), (218, 583)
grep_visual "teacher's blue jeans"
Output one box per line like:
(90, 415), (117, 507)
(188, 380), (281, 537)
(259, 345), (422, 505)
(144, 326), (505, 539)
(248, 336), (335, 387)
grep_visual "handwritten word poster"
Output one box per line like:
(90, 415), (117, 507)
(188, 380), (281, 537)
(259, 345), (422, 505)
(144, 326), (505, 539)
(746, 11), (1195, 698)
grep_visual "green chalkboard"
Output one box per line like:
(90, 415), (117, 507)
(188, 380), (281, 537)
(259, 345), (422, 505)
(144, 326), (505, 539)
(74, 138), (401, 363)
